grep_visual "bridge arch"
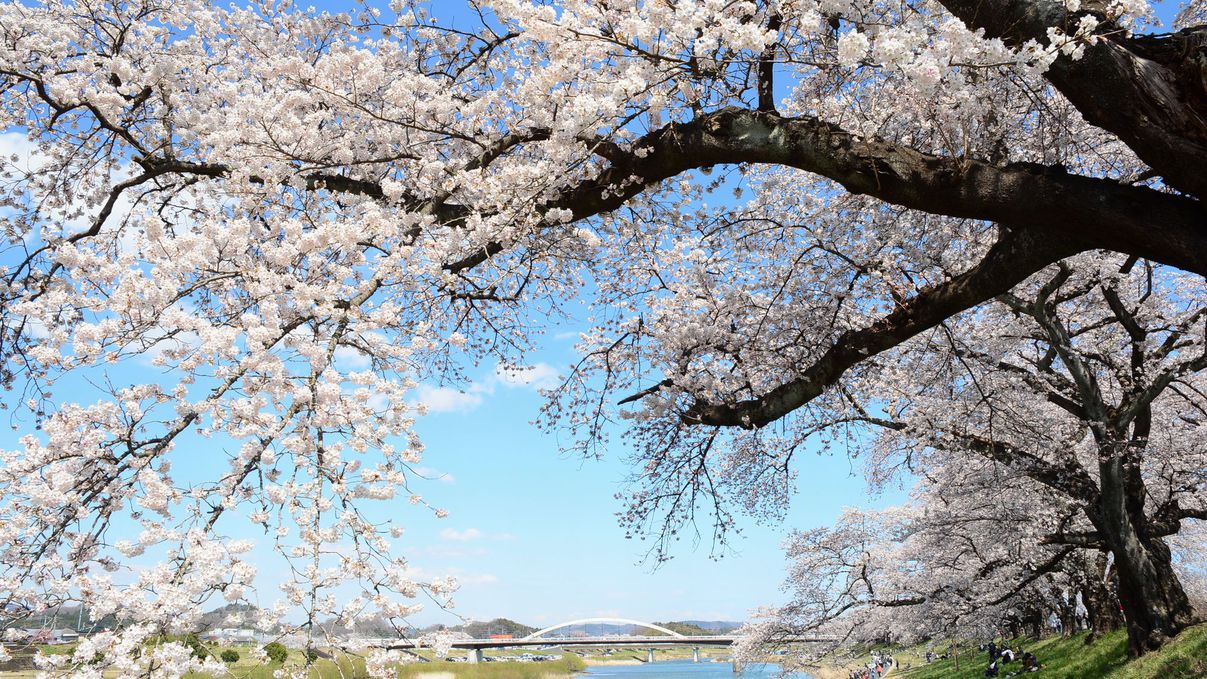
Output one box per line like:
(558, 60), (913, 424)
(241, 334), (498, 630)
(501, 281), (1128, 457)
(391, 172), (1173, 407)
(523, 618), (686, 640)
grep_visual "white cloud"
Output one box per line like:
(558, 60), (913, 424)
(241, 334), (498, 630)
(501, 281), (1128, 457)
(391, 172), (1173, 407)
(367, 390), (390, 411)
(334, 344), (372, 368)
(0, 132), (41, 174)
(440, 527), (484, 541)
(412, 384), (484, 413)
(437, 528), (515, 544)
(398, 564), (498, 587)
(494, 362), (560, 390)
(408, 363), (558, 416)
(22, 316), (49, 340)
(415, 544), (490, 559)
(140, 328), (203, 366)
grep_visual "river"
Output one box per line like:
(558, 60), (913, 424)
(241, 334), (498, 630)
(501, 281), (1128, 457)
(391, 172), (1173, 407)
(581, 660), (810, 679)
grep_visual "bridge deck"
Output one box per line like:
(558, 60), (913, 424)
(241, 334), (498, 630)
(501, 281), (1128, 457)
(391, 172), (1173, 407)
(378, 635), (832, 650)
(384, 636), (735, 650)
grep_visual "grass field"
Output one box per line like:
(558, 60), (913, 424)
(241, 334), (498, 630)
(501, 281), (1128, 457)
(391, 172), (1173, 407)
(0, 643), (589, 679)
(884, 623), (1207, 679)
(179, 647), (589, 679)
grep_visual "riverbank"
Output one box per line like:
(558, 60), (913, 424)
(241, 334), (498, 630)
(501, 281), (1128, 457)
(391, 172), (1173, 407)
(825, 622), (1207, 679)
(575, 647), (722, 665)
(581, 658), (644, 666)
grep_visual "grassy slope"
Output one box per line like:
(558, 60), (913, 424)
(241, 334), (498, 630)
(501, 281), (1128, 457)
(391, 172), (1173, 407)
(889, 623), (1207, 679)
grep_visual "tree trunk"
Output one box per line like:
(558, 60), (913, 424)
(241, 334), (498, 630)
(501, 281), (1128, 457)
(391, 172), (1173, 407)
(1029, 608), (1046, 639)
(1082, 553), (1124, 643)
(1095, 450), (1198, 656)
(1109, 534), (1196, 655)
(1049, 586), (1076, 637)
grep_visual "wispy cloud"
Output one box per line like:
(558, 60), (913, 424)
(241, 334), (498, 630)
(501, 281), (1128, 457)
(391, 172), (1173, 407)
(438, 527), (514, 542)
(409, 362), (558, 416)
(440, 527), (484, 542)
(413, 384), (484, 413)
(400, 564), (499, 587)
(415, 544), (491, 559)
(458, 572), (499, 585)
(334, 345), (372, 369)
(495, 362), (560, 390)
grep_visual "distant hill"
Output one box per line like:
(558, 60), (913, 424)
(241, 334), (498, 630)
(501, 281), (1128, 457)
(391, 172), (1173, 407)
(652, 621), (725, 636)
(458, 618), (536, 638)
(198, 603), (263, 631)
(679, 620), (743, 633)
(415, 618), (535, 638)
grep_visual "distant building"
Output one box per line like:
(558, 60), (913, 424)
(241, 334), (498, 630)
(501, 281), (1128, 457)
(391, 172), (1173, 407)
(488, 634), (513, 640)
(205, 628), (257, 643)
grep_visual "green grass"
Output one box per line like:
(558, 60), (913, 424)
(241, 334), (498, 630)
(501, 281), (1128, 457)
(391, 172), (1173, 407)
(890, 622), (1207, 679)
(0, 640), (596, 679)
(179, 646), (588, 679)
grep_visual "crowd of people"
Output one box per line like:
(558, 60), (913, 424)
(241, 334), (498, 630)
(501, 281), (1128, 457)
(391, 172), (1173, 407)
(838, 641), (1038, 678)
(982, 640), (1040, 676)
(846, 651), (895, 679)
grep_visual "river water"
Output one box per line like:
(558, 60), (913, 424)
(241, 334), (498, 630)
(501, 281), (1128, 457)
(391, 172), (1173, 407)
(582, 660), (810, 679)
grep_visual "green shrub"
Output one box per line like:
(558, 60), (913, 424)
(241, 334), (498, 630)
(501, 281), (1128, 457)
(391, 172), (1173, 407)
(304, 647), (321, 662)
(220, 649), (240, 663)
(182, 633), (208, 660)
(262, 641), (288, 664)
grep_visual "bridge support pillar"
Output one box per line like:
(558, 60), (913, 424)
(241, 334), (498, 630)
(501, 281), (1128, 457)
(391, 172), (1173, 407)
(467, 649), (483, 664)
(693, 647), (700, 663)
(646, 649), (655, 664)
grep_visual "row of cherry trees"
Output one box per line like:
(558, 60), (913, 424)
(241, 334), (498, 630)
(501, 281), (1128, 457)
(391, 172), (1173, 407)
(726, 256), (1207, 660)
(0, 0), (1204, 674)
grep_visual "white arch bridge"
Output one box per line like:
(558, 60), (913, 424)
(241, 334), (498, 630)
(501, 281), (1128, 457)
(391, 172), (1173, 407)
(376, 616), (834, 667)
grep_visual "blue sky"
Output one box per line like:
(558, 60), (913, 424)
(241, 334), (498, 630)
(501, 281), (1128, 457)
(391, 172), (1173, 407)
(365, 333), (903, 627)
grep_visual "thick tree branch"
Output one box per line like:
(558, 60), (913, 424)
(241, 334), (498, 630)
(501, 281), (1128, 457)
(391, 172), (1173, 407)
(935, 0), (1207, 197)
(128, 107), (1207, 279)
(952, 433), (1101, 503)
(544, 108), (1207, 274)
(679, 227), (1071, 429)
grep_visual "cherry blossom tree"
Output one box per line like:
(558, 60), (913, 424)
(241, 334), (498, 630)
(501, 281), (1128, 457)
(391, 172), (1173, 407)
(614, 254), (1205, 656)
(732, 257), (1207, 653)
(738, 457), (1202, 663)
(857, 255), (1206, 654)
(0, 0), (1204, 671)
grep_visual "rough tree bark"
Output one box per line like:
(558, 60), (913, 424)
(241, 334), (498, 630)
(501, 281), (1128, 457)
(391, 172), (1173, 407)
(1087, 436), (1198, 655)
(1081, 553), (1124, 642)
